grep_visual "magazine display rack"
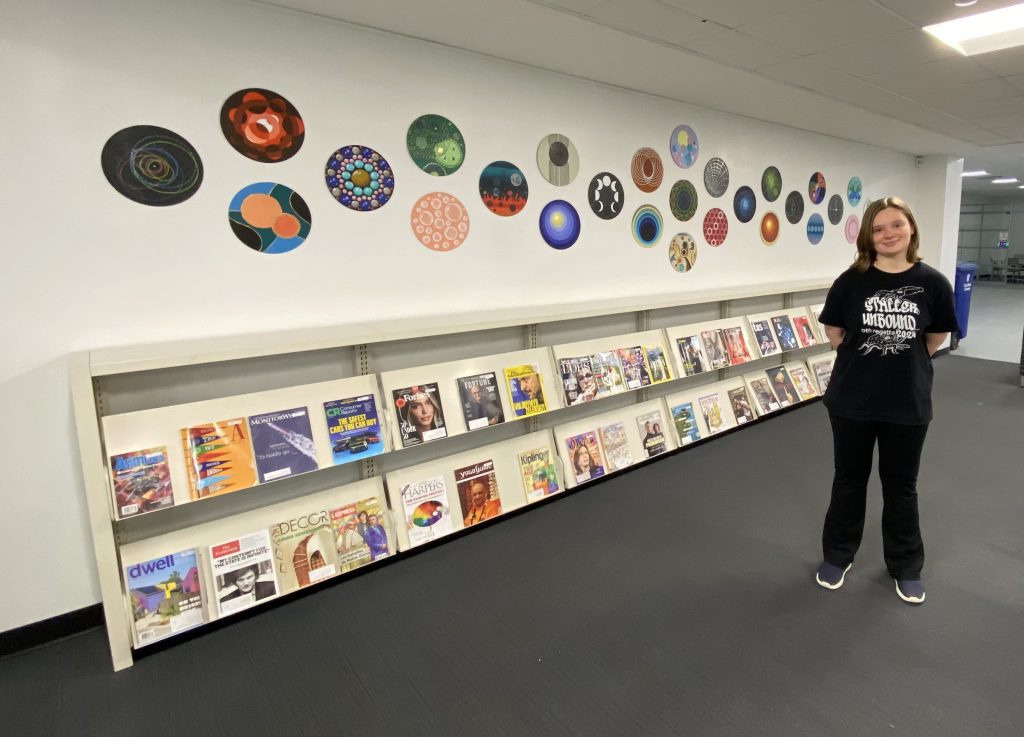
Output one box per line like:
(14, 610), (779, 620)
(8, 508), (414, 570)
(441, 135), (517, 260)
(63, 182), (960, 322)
(71, 280), (832, 670)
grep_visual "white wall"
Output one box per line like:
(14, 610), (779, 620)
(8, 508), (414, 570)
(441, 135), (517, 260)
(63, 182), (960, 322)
(1, 0), (955, 630)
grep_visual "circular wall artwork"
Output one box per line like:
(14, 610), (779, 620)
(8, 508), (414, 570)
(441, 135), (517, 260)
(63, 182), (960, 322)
(808, 172), (826, 204)
(668, 233), (697, 272)
(228, 182), (311, 254)
(632, 205), (663, 248)
(101, 125), (203, 206)
(784, 191), (804, 224)
(669, 180), (698, 221)
(537, 133), (580, 186)
(220, 88), (305, 163)
(669, 125), (699, 168)
(828, 194), (844, 225)
(479, 161), (528, 216)
(325, 145), (394, 211)
(733, 186), (756, 223)
(845, 214), (860, 243)
(407, 114), (464, 176)
(761, 166), (782, 202)
(588, 172), (624, 220)
(807, 213), (825, 245)
(631, 147), (664, 192)
(760, 213), (780, 246)
(539, 200), (581, 250)
(412, 192), (470, 252)
(704, 157), (729, 198)
(703, 207), (728, 246)
(848, 176), (863, 206)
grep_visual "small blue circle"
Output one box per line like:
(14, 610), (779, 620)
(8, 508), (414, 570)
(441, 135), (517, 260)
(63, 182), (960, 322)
(807, 213), (825, 245)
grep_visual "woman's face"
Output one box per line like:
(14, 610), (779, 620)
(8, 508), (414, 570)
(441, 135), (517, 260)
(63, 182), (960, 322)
(409, 397), (434, 428)
(872, 207), (913, 260)
(576, 447), (591, 471)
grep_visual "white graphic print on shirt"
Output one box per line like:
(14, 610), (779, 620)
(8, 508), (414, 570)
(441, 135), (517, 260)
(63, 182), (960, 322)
(858, 286), (923, 356)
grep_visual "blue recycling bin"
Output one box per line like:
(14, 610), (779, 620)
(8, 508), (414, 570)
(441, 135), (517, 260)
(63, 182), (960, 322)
(954, 262), (978, 339)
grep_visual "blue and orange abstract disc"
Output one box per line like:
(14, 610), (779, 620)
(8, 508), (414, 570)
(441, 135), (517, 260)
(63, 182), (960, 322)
(807, 213), (825, 245)
(808, 172), (826, 204)
(479, 161), (528, 216)
(632, 205), (663, 247)
(412, 501), (446, 527)
(229, 182), (311, 254)
(540, 200), (581, 250)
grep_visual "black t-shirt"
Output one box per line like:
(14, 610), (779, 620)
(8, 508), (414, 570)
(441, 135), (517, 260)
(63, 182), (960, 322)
(818, 262), (958, 425)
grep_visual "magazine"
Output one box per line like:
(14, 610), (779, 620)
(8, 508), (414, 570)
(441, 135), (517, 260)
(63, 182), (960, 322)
(811, 357), (834, 394)
(700, 329), (730, 370)
(392, 383), (448, 448)
(636, 410), (667, 458)
(676, 336), (707, 377)
(750, 320), (780, 358)
(748, 377), (780, 414)
(559, 356), (598, 405)
(615, 346), (652, 389)
(269, 509), (338, 594)
(401, 475), (453, 546)
(565, 430), (606, 483)
(727, 386), (756, 424)
(698, 392), (727, 434)
(645, 345), (671, 383)
(456, 372), (505, 430)
(789, 365), (819, 400)
(210, 530), (279, 617)
(110, 446), (174, 518)
(248, 406), (319, 483)
(504, 364), (547, 417)
(180, 417), (257, 500)
(590, 351), (626, 396)
(770, 315), (800, 351)
(671, 402), (701, 445)
(765, 366), (799, 406)
(598, 421), (633, 471)
(518, 447), (560, 502)
(330, 496), (390, 573)
(455, 459), (502, 527)
(723, 327), (752, 365)
(792, 316), (819, 348)
(324, 395), (384, 464)
(125, 549), (205, 646)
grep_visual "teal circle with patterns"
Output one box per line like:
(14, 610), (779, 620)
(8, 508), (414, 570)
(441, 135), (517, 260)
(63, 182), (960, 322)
(632, 205), (663, 248)
(761, 166), (782, 202)
(669, 179), (698, 221)
(807, 213), (825, 245)
(847, 176), (862, 206)
(406, 114), (465, 176)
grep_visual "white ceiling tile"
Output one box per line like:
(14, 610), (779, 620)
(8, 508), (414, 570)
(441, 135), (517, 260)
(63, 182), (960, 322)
(737, 0), (914, 55)
(861, 57), (996, 94)
(679, 29), (798, 69)
(971, 111), (1024, 129)
(956, 94), (1024, 119)
(1001, 73), (1024, 93)
(906, 78), (1020, 109)
(530, 0), (608, 12)
(973, 46), (1024, 76)
(658, 0), (816, 29)
(984, 125), (1024, 140)
(809, 29), (961, 78)
(875, 0), (1024, 27)
(586, 0), (726, 45)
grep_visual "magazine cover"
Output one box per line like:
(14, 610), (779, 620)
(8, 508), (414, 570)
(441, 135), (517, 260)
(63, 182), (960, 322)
(789, 365), (819, 400)
(180, 417), (258, 500)
(457, 372), (505, 430)
(125, 549), (204, 646)
(698, 392), (727, 434)
(727, 386), (756, 424)
(559, 356), (598, 406)
(723, 327), (752, 365)
(401, 475), (453, 546)
(505, 364), (547, 417)
(700, 329), (730, 370)
(565, 430), (606, 484)
(324, 395), (384, 464)
(676, 336), (707, 377)
(110, 446), (174, 518)
(455, 459), (502, 527)
(750, 320), (780, 358)
(330, 496), (390, 573)
(519, 447), (560, 502)
(645, 345), (671, 383)
(811, 358), (834, 394)
(770, 315), (800, 351)
(269, 509), (338, 594)
(598, 421), (633, 471)
(792, 316), (819, 347)
(248, 406), (319, 483)
(671, 402), (701, 445)
(615, 346), (652, 389)
(765, 366), (799, 407)
(210, 530), (279, 617)
(636, 410), (667, 458)
(749, 377), (781, 414)
(590, 351), (626, 396)
(392, 383), (447, 448)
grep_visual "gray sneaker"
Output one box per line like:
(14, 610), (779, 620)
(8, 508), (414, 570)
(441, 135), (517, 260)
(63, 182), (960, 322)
(815, 561), (852, 590)
(894, 578), (926, 605)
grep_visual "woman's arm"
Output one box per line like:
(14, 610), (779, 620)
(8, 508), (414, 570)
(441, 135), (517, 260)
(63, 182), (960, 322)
(924, 332), (949, 357)
(822, 324), (845, 350)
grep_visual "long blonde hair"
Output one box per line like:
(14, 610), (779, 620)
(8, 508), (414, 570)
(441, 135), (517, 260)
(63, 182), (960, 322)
(852, 196), (922, 272)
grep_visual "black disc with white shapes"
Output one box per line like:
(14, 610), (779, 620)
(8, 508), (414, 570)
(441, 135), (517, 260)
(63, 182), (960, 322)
(588, 171), (624, 220)
(828, 194), (844, 225)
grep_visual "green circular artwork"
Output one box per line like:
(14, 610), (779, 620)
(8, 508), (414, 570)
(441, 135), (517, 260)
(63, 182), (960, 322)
(406, 114), (465, 176)
(761, 166), (782, 202)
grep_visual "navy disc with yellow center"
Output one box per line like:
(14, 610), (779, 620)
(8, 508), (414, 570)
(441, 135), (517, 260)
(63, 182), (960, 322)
(632, 205), (663, 248)
(733, 186), (756, 224)
(406, 114), (465, 176)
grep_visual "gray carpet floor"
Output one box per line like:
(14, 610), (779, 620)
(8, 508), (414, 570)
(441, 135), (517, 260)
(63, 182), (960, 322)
(3, 355), (1022, 737)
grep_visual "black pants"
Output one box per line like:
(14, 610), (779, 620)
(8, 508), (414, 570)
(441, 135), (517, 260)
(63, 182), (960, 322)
(822, 410), (929, 579)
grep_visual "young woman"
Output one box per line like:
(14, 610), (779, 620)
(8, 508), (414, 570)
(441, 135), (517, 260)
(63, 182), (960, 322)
(815, 196), (958, 605)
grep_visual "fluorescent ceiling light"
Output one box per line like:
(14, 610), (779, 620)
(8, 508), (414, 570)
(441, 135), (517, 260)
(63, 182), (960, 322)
(924, 2), (1024, 55)
(991, 177), (1019, 183)
(961, 170), (988, 176)
(954, 0), (978, 7)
